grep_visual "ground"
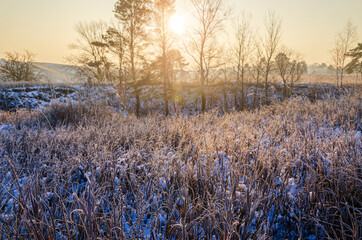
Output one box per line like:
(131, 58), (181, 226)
(0, 89), (361, 239)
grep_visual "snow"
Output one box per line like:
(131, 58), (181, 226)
(287, 178), (297, 199)
(355, 131), (362, 140)
(0, 85), (359, 239)
(0, 124), (10, 132)
(0, 85), (123, 112)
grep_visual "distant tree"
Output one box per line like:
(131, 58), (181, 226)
(0, 50), (40, 82)
(289, 59), (307, 95)
(320, 62), (327, 68)
(151, 49), (187, 113)
(261, 10), (282, 102)
(331, 20), (358, 87)
(275, 51), (291, 98)
(68, 21), (112, 83)
(219, 64), (233, 113)
(275, 49), (307, 97)
(152, 0), (176, 116)
(186, 0), (227, 112)
(103, 24), (128, 107)
(167, 49), (187, 83)
(345, 43), (362, 76)
(327, 64), (336, 74)
(233, 13), (253, 110)
(250, 44), (265, 108)
(114, 0), (152, 117)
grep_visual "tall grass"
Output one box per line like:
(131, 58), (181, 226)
(0, 94), (361, 239)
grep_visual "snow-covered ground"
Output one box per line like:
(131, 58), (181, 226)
(0, 88), (360, 239)
(0, 81), (349, 117)
(0, 85), (123, 111)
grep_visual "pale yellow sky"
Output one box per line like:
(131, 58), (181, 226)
(0, 0), (361, 65)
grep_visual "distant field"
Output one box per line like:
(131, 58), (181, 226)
(299, 74), (361, 85)
(33, 62), (80, 84)
(2, 61), (361, 86)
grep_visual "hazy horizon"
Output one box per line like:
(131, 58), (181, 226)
(0, 0), (361, 65)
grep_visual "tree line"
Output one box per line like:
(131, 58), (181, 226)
(68, 0), (307, 116)
(1, 0), (360, 116)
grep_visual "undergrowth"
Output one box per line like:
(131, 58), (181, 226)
(0, 94), (361, 239)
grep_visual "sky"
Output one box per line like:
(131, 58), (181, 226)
(0, 0), (361, 65)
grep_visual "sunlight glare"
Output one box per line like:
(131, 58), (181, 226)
(169, 14), (185, 35)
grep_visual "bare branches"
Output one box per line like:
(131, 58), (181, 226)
(261, 10), (282, 101)
(151, 0), (176, 116)
(275, 48), (307, 97)
(0, 50), (40, 82)
(233, 12), (254, 109)
(187, 0), (228, 112)
(331, 20), (358, 87)
(114, 0), (152, 116)
(67, 21), (113, 83)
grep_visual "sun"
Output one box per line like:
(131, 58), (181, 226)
(169, 14), (185, 35)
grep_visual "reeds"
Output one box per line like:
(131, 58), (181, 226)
(0, 93), (361, 239)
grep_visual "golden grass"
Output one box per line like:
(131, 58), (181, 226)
(0, 94), (361, 239)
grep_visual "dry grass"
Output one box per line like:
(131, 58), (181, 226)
(0, 81), (62, 88)
(0, 94), (361, 239)
(0, 81), (114, 89)
(299, 74), (361, 85)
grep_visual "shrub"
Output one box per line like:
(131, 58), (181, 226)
(0, 51), (40, 82)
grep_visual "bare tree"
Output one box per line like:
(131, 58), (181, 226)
(0, 50), (40, 82)
(152, 0), (175, 116)
(103, 23), (128, 108)
(331, 20), (358, 87)
(233, 12), (253, 110)
(250, 43), (265, 108)
(114, 0), (152, 117)
(275, 51), (290, 98)
(289, 59), (307, 95)
(68, 21), (112, 83)
(261, 10), (281, 102)
(219, 65), (232, 113)
(275, 49), (307, 97)
(186, 0), (227, 112)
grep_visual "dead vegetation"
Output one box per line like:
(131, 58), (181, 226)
(0, 93), (361, 239)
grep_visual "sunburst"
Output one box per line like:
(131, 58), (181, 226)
(169, 14), (185, 35)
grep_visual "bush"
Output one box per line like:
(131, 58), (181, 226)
(0, 50), (40, 82)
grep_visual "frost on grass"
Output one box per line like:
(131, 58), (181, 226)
(0, 93), (361, 239)
(0, 85), (123, 111)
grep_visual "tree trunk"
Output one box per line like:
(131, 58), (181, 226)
(283, 81), (287, 99)
(241, 69), (245, 110)
(201, 90), (206, 112)
(164, 84), (169, 116)
(265, 63), (270, 104)
(336, 68), (339, 88)
(161, 6), (169, 116)
(200, 38), (206, 112)
(234, 90), (238, 110)
(135, 92), (140, 117)
(340, 68), (344, 87)
(223, 87), (228, 113)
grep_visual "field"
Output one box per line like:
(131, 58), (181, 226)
(1, 0), (361, 238)
(0, 90), (361, 239)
